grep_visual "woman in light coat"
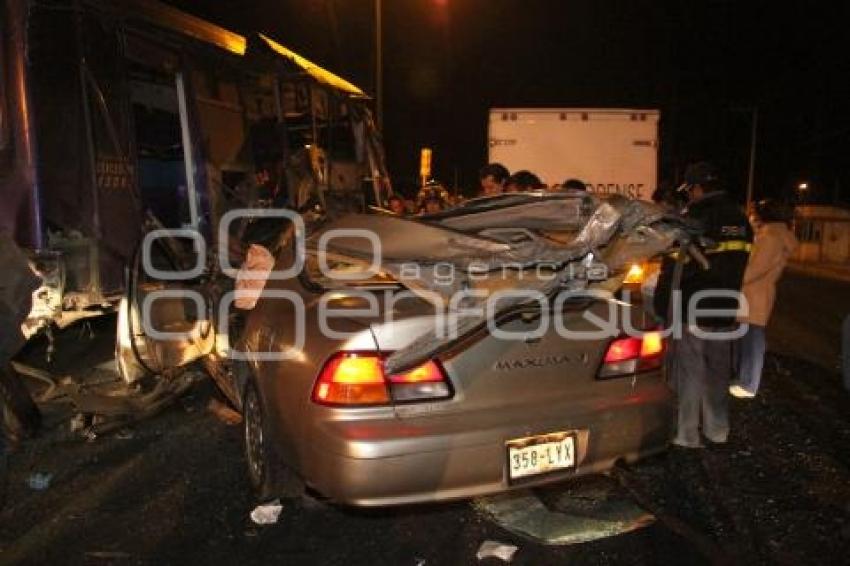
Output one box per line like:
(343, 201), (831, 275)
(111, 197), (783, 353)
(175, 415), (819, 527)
(731, 200), (798, 398)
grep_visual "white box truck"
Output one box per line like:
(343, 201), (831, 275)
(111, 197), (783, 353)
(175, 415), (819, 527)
(488, 108), (660, 200)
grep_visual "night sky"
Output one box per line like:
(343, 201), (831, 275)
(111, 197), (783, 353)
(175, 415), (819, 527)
(168, 0), (850, 204)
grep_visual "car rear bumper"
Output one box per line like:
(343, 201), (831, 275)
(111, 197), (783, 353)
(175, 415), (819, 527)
(303, 384), (674, 506)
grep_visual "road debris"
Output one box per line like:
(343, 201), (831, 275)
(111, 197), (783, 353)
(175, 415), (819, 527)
(475, 475), (654, 546)
(69, 413), (89, 433)
(475, 540), (518, 562)
(115, 429), (135, 440)
(250, 500), (283, 525)
(26, 472), (52, 491)
(180, 395), (198, 413)
(207, 399), (243, 426)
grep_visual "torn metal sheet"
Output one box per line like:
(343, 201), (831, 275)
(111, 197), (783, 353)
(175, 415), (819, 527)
(310, 195), (678, 278)
(307, 213), (513, 265)
(309, 193), (694, 375)
(434, 191), (592, 232)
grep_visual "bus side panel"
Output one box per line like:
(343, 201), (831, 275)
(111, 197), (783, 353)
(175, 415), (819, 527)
(78, 9), (142, 295)
(29, 2), (141, 297)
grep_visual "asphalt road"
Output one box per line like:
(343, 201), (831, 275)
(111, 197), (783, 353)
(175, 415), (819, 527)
(768, 271), (850, 373)
(1, 272), (849, 565)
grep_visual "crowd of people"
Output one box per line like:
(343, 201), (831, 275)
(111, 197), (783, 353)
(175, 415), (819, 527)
(382, 162), (589, 216)
(476, 162), (586, 198)
(655, 162), (798, 447)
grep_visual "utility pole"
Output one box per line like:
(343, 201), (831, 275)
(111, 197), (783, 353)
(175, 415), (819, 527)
(746, 107), (758, 207)
(375, 0), (383, 131)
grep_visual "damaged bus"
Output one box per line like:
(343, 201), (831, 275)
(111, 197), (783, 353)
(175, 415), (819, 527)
(0, 0), (389, 434)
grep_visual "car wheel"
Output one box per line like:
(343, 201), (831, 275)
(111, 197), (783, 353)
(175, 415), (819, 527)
(242, 378), (305, 502)
(243, 379), (277, 500)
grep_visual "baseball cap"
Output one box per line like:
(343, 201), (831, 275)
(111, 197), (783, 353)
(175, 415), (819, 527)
(684, 161), (719, 186)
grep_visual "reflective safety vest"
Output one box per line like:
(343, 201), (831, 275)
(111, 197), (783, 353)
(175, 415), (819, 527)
(669, 239), (752, 261)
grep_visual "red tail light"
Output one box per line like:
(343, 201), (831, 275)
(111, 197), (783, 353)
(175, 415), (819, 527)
(313, 354), (389, 405)
(598, 331), (665, 379)
(603, 337), (642, 364)
(312, 353), (452, 406)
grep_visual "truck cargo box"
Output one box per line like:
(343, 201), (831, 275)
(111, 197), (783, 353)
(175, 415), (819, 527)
(488, 108), (659, 201)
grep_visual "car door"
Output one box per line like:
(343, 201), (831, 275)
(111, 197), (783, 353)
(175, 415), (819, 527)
(116, 229), (216, 384)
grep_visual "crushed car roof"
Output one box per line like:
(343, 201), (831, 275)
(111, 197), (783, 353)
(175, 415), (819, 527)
(308, 192), (695, 373)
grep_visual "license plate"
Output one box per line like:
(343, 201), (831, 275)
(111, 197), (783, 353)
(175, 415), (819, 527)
(507, 432), (576, 480)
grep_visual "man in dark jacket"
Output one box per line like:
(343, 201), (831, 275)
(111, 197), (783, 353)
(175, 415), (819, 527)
(654, 162), (752, 448)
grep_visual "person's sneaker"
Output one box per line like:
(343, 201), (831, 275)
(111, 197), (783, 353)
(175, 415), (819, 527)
(672, 437), (704, 449)
(703, 434), (729, 449)
(729, 384), (755, 398)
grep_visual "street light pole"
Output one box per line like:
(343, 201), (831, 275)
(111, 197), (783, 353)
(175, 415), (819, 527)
(797, 182), (809, 204)
(375, 0), (383, 131)
(746, 106), (758, 207)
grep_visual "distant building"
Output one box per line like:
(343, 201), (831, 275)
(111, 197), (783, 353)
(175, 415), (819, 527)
(793, 205), (850, 264)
